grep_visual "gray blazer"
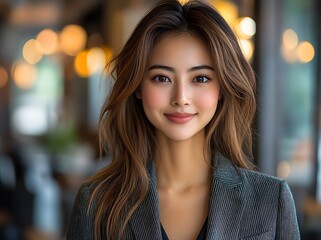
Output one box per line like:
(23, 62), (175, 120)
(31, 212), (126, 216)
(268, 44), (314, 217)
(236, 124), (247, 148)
(67, 153), (300, 239)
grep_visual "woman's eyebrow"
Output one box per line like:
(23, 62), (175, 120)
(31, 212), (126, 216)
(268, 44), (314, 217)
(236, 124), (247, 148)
(148, 64), (214, 72)
(189, 65), (215, 72)
(148, 64), (174, 72)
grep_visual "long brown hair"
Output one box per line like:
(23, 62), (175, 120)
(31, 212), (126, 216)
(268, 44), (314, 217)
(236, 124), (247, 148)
(89, 0), (256, 239)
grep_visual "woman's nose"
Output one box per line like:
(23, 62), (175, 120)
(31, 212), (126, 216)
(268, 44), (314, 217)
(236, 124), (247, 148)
(170, 82), (191, 107)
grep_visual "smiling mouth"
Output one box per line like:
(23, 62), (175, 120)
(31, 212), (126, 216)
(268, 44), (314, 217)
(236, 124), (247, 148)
(164, 113), (196, 124)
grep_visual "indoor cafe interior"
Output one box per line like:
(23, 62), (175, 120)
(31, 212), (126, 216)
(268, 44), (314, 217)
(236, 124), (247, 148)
(0, 0), (321, 239)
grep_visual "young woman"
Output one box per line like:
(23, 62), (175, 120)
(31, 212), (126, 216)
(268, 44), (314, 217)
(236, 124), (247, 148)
(67, 1), (300, 239)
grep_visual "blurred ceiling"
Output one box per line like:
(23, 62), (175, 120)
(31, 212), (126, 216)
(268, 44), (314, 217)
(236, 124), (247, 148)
(0, 0), (102, 26)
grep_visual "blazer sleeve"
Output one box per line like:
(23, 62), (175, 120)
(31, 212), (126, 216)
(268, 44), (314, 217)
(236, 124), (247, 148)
(66, 183), (94, 240)
(275, 180), (301, 239)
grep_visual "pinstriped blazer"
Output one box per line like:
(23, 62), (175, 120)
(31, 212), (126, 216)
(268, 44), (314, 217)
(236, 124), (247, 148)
(67, 153), (301, 240)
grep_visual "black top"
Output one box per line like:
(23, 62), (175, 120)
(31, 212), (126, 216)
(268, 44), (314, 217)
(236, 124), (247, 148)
(161, 218), (208, 240)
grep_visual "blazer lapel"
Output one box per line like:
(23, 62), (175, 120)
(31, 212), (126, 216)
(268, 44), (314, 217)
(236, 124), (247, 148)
(128, 162), (162, 240)
(128, 154), (245, 240)
(206, 153), (245, 240)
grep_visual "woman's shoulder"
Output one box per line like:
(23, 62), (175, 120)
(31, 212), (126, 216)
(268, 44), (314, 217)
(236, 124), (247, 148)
(70, 180), (97, 218)
(215, 153), (291, 197)
(74, 157), (112, 200)
(73, 180), (100, 212)
(236, 166), (294, 202)
(239, 167), (284, 185)
(77, 180), (96, 195)
(215, 153), (285, 188)
(74, 181), (94, 204)
(218, 161), (300, 239)
(66, 181), (97, 240)
(241, 165), (293, 193)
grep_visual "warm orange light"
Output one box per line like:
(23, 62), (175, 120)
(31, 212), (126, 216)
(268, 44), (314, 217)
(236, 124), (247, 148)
(36, 28), (59, 55)
(74, 51), (90, 78)
(0, 67), (8, 88)
(235, 17), (256, 39)
(282, 29), (298, 50)
(210, 0), (238, 26)
(22, 39), (43, 64)
(102, 46), (114, 73)
(60, 24), (87, 56)
(297, 41), (315, 63)
(103, 46), (113, 62)
(281, 45), (297, 63)
(12, 60), (37, 89)
(239, 39), (254, 60)
(87, 47), (107, 74)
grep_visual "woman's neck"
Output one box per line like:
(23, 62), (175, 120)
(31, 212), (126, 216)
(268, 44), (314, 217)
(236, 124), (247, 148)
(155, 130), (211, 191)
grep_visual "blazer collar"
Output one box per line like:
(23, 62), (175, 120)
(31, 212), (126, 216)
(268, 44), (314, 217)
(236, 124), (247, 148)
(212, 152), (243, 186)
(206, 153), (245, 239)
(129, 153), (245, 240)
(128, 162), (162, 240)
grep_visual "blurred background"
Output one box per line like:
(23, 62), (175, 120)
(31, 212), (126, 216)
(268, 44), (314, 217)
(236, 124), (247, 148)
(0, 0), (320, 239)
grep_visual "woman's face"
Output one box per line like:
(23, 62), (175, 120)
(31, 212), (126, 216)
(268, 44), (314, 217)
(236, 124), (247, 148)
(138, 33), (220, 142)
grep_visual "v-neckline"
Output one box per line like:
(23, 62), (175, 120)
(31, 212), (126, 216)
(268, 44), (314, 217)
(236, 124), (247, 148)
(160, 217), (208, 240)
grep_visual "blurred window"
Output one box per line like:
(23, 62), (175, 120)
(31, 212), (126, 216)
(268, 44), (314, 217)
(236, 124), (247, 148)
(277, 0), (316, 189)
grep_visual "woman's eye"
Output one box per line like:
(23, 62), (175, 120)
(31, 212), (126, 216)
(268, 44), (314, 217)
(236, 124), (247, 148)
(153, 75), (171, 83)
(193, 76), (210, 83)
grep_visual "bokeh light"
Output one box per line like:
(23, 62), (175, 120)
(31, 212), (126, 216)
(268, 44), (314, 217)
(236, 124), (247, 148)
(87, 47), (107, 74)
(60, 24), (87, 56)
(0, 66), (9, 88)
(281, 29), (314, 64)
(74, 50), (90, 78)
(239, 39), (254, 60)
(235, 17), (256, 39)
(12, 105), (48, 136)
(211, 0), (238, 26)
(22, 39), (43, 64)
(12, 60), (37, 89)
(277, 161), (291, 179)
(282, 29), (299, 50)
(103, 46), (113, 63)
(297, 41), (315, 63)
(36, 28), (59, 55)
(281, 45), (297, 63)
(102, 46), (114, 73)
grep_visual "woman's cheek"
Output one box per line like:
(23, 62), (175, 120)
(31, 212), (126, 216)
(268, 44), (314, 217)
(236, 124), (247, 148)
(197, 90), (220, 109)
(142, 86), (167, 108)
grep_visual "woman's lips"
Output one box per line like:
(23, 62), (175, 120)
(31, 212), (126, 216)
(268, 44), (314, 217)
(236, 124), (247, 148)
(164, 112), (196, 124)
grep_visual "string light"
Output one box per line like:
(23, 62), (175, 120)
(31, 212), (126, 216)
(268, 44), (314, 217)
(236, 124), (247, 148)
(22, 39), (43, 64)
(12, 60), (37, 89)
(36, 28), (59, 55)
(60, 24), (87, 56)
